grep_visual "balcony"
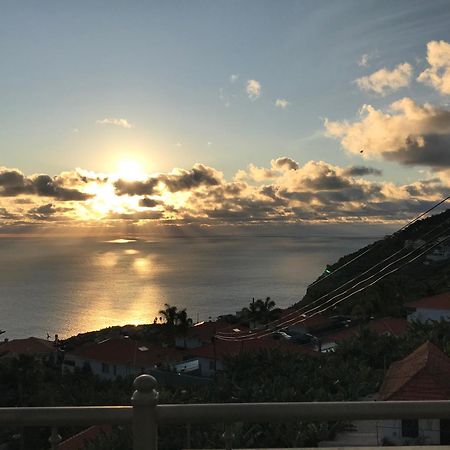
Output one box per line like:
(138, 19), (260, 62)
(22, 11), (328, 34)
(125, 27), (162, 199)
(1, 374), (450, 449)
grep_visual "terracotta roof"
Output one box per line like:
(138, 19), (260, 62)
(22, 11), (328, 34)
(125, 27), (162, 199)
(57, 425), (112, 450)
(408, 292), (450, 310)
(189, 337), (317, 360)
(187, 321), (232, 342)
(285, 313), (334, 332)
(68, 338), (185, 367)
(322, 317), (409, 344)
(378, 341), (450, 401)
(0, 337), (56, 357)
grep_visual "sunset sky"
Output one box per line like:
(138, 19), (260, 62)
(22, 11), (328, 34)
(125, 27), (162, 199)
(1, 0), (450, 234)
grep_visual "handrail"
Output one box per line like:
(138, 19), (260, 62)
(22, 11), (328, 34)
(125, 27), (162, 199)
(0, 406), (132, 426)
(155, 400), (450, 424)
(2, 400), (450, 427)
(2, 375), (450, 450)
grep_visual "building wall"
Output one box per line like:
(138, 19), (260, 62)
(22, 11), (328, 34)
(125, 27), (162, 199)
(378, 419), (440, 445)
(64, 355), (147, 380)
(174, 336), (203, 349)
(194, 357), (223, 377)
(408, 308), (450, 322)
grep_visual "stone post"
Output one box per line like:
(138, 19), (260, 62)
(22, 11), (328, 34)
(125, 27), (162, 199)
(132, 374), (159, 450)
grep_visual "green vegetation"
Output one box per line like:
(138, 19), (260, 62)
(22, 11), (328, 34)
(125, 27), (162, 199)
(301, 208), (450, 317)
(3, 319), (450, 449)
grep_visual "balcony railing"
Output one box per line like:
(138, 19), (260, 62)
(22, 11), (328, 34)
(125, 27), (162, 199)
(1, 374), (450, 449)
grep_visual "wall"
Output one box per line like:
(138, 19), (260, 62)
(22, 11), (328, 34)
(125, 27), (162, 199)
(378, 419), (440, 445)
(408, 308), (450, 322)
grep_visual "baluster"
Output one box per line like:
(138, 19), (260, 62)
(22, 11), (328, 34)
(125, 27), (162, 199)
(222, 423), (234, 450)
(48, 427), (62, 450)
(132, 374), (159, 450)
(185, 422), (191, 449)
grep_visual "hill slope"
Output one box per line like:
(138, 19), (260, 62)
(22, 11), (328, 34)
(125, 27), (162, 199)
(299, 209), (450, 317)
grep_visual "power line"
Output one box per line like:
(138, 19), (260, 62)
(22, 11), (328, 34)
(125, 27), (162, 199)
(307, 194), (450, 289)
(216, 232), (450, 341)
(217, 221), (448, 339)
(217, 197), (450, 337)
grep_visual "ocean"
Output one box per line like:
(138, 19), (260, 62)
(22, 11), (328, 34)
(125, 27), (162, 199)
(0, 232), (386, 339)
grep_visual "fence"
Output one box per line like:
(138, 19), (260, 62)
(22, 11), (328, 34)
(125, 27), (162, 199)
(1, 374), (450, 449)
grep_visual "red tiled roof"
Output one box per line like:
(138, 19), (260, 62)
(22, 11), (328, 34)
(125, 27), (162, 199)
(68, 338), (185, 367)
(322, 317), (409, 344)
(408, 292), (450, 310)
(0, 337), (56, 357)
(189, 337), (317, 360)
(284, 313), (334, 332)
(378, 341), (450, 401)
(187, 321), (233, 342)
(57, 425), (112, 450)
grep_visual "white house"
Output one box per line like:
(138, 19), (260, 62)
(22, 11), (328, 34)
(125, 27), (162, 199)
(174, 321), (230, 349)
(377, 341), (450, 446)
(64, 337), (186, 380)
(407, 292), (450, 322)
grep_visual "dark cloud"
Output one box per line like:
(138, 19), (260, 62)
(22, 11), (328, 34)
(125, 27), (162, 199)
(343, 166), (383, 176)
(0, 168), (92, 201)
(382, 134), (450, 168)
(272, 157), (299, 171)
(162, 164), (221, 192)
(113, 178), (159, 196)
(139, 197), (161, 208)
(27, 203), (73, 220)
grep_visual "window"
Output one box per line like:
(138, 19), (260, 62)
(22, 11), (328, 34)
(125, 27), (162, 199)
(102, 363), (110, 374)
(402, 419), (419, 438)
(209, 360), (215, 370)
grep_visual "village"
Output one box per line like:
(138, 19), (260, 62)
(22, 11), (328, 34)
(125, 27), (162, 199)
(2, 291), (450, 448)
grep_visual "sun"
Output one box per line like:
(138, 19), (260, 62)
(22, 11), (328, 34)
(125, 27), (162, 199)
(116, 159), (147, 181)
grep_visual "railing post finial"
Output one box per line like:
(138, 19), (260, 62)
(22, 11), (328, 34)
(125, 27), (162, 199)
(132, 374), (159, 405)
(132, 374), (159, 450)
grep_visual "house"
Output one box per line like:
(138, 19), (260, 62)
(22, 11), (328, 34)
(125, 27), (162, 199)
(64, 337), (185, 380)
(407, 292), (450, 322)
(0, 337), (58, 361)
(181, 337), (316, 377)
(284, 313), (334, 339)
(318, 316), (409, 353)
(377, 341), (450, 445)
(174, 321), (234, 349)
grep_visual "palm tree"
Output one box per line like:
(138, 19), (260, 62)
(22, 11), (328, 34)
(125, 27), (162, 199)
(175, 308), (193, 348)
(159, 303), (178, 327)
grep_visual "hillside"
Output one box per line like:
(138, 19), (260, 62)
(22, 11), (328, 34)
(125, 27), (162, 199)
(299, 208), (450, 317)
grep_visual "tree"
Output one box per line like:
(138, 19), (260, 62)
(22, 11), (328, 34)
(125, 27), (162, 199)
(175, 308), (193, 348)
(158, 304), (178, 327)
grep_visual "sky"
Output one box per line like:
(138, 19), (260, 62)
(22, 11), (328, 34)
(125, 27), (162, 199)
(1, 0), (450, 235)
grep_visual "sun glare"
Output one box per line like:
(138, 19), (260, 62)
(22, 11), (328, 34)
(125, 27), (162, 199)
(116, 159), (147, 181)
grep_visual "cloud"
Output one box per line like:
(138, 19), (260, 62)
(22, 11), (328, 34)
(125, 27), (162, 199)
(26, 203), (73, 221)
(139, 197), (161, 208)
(96, 118), (135, 128)
(357, 51), (379, 68)
(325, 97), (450, 168)
(275, 98), (290, 109)
(0, 167), (93, 201)
(417, 40), (450, 95)
(114, 177), (159, 196)
(355, 63), (412, 95)
(272, 157), (299, 171)
(161, 164), (222, 192)
(358, 53), (370, 67)
(3, 158), (449, 229)
(246, 79), (261, 100)
(342, 166), (382, 176)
